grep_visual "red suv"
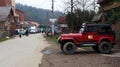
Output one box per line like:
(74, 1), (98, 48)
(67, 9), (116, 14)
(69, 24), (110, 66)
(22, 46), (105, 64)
(58, 24), (115, 54)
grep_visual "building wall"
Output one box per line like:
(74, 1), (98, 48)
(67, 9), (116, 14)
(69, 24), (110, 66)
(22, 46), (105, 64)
(16, 10), (24, 21)
(0, 22), (6, 37)
(4, 11), (16, 36)
(0, 0), (4, 6)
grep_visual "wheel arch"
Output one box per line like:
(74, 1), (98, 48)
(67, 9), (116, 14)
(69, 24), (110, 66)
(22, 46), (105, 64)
(60, 37), (78, 45)
(99, 38), (110, 44)
(60, 40), (75, 45)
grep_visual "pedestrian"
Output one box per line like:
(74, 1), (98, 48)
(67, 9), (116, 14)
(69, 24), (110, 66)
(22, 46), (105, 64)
(19, 31), (22, 38)
(18, 28), (23, 38)
(25, 28), (29, 36)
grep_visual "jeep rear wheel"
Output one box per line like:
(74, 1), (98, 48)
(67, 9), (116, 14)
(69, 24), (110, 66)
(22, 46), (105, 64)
(63, 42), (76, 54)
(92, 46), (100, 52)
(99, 41), (112, 54)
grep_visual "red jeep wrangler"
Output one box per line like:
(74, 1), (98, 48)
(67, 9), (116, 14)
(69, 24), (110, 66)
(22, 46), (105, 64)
(57, 24), (115, 54)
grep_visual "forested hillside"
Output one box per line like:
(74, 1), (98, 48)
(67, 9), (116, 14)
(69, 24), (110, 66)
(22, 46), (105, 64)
(16, 3), (63, 24)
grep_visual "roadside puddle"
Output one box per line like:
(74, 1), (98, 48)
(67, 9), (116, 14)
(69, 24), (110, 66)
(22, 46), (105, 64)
(42, 49), (53, 55)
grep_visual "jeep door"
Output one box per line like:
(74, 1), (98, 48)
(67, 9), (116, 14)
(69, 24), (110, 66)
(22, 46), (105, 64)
(83, 26), (98, 42)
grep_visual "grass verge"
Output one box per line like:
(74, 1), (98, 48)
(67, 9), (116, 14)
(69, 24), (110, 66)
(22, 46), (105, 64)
(44, 34), (60, 44)
(0, 37), (9, 42)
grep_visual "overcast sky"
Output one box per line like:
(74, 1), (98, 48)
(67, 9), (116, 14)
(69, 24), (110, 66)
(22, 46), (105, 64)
(16, 0), (65, 12)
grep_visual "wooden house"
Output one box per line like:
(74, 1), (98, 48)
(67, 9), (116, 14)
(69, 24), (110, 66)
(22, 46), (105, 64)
(0, 7), (16, 37)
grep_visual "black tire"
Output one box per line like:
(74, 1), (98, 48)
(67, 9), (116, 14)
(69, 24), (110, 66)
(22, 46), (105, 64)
(63, 42), (76, 54)
(92, 46), (100, 52)
(99, 41), (112, 54)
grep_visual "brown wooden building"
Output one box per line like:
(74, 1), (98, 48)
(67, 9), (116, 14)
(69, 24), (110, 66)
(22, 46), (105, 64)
(0, 7), (16, 37)
(93, 0), (120, 23)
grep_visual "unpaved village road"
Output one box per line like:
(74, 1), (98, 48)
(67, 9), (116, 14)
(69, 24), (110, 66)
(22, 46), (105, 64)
(40, 39), (120, 67)
(0, 33), (49, 67)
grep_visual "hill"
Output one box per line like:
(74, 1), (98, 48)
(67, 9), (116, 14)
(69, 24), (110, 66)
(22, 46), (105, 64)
(16, 3), (63, 24)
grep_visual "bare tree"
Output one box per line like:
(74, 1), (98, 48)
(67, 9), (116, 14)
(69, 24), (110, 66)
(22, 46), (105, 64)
(63, 0), (78, 13)
(75, 0), (92, 11)
(63, 0), (99, 13)
(91, 0), (99, 13)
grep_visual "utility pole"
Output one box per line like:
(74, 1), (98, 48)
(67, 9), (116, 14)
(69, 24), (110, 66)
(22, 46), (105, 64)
(51, 0), (55, 36)
(52, 0), (54, 17)
(71, 0), (74, 32)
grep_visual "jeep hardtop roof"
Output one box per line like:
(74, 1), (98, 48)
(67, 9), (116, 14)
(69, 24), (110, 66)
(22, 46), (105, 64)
(86, 24), (111, 26)
(82, 22), (111, 27)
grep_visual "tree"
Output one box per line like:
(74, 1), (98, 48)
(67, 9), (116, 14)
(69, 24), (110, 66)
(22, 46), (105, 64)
(64, 0), (96, 32)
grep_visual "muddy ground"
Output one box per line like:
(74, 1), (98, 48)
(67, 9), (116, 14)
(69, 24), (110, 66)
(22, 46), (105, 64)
(39, 40), (120, 67)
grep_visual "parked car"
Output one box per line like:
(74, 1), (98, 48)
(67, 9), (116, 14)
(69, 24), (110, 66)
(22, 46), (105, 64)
(58, 23), (116, 54)
(29, 26), (38, 33)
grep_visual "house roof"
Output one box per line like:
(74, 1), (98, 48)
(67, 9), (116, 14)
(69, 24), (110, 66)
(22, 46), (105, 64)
(23, 21), (40, 27)
(0, 7), (14, 22)
(15, 9), (24, 13)
(30, 21), (40, 27)
(92, 13), (102, 22)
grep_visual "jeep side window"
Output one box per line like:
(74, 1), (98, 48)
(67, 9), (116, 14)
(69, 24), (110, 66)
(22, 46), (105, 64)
(98, 26), (112, 34)
(85, 26), (96, 33)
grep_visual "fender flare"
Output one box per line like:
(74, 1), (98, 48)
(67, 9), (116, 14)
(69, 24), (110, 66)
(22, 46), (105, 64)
(98, 37), (111, 44)
(61, 37), (78, 45)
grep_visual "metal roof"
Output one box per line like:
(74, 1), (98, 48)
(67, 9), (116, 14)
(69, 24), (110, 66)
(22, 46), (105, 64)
(0, 7), (13, 22)
(92, 13), (102, 22)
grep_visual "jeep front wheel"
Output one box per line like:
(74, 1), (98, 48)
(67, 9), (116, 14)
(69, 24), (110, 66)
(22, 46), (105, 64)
(63, 42), (76, 54)
(99, 41), (112, 54)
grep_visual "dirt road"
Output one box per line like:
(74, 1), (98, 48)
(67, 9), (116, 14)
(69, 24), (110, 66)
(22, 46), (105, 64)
(40, 40), (120, 67)
(0, 33), (49, 67)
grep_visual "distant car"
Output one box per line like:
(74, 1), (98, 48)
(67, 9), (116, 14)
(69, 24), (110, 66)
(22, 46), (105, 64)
(29, 26), (38, 33)
(58, 23), (116, 54)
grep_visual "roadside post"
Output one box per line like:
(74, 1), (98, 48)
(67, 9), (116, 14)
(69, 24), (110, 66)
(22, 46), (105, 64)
(49, 18), (57, 36)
